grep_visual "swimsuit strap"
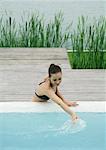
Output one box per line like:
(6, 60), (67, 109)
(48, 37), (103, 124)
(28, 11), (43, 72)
(39, 81), (45, 85)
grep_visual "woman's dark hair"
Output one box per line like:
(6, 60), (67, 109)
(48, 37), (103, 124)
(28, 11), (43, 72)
(48, 64), (62, 77)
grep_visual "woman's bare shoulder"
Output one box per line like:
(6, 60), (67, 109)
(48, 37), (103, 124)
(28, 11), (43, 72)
(37, 80), (51, 93)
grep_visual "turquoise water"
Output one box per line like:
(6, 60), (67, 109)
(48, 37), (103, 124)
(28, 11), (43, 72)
(0, 112), (106, 150)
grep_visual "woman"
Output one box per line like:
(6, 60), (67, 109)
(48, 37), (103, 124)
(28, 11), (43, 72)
(32, 64), (78, 122)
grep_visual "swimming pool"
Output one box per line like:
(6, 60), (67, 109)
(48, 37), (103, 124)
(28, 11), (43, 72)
(0, 102), (105, 150)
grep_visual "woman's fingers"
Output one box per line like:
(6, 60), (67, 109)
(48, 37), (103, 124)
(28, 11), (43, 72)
(73, 102), (79, 106)
(68, 101), (79, 107)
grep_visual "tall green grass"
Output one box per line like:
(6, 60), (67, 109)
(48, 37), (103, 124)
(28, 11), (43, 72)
(0, 12), (70, 47)
(69, 16), (106, 69)
(0, 16), (18, 47)
(0, 12), (105, 69)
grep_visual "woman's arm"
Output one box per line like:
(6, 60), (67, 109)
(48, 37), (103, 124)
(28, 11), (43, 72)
(56, 88), (78, 107)
(46, 89), (78, 121)
(56, 88), (66, 101)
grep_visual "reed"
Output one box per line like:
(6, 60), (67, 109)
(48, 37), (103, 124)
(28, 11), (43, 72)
(69, 16), (106, 69)
(0, 12), (105, 69)
(0, 16), (18, 47)
(0, 12), (70, 47)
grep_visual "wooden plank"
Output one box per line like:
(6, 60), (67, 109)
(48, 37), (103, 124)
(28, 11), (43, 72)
(0, 48), (105, 102)
(0, 48), (67, 60)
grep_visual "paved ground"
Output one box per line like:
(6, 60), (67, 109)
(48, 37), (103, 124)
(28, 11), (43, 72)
(0, 48), (106, 102)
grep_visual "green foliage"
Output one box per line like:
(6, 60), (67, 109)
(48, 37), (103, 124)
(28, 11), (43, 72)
(68, 52), (106, 69)
(0, 12), (70, 47)
(69, 16), (106, 69)
(0, 12), (105, 69)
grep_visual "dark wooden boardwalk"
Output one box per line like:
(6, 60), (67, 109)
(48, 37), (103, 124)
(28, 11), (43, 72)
(0, 48), (105, 102)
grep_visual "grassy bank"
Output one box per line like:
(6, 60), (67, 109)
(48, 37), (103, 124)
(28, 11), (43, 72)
(68, 16), (106, 69)
(68, 51), (106, 69)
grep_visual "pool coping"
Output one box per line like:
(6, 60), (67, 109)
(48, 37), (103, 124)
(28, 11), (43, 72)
(0, 101), (105, 113)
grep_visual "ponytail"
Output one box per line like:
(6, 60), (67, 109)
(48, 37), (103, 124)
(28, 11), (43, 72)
(48, 64), (62, 77)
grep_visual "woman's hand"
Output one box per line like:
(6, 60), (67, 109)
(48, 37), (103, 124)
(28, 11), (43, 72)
(65, 100), (79, 107)
(71, 112), (79, 123)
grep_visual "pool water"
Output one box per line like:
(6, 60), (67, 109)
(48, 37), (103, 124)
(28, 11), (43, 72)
(0, 112), (106, 150)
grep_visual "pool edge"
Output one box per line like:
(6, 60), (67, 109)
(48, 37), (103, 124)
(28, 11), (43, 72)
(0, 101), (105, 113)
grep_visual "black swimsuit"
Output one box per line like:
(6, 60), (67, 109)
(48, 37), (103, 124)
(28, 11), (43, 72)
(35, 92), (50, 100)
(35, 81), (57, 101)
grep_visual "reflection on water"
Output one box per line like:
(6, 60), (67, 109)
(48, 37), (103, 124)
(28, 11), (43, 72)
(48, 119), (86, 136)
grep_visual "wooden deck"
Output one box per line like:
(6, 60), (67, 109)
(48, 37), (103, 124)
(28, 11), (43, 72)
(0, 48), (105, 102)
